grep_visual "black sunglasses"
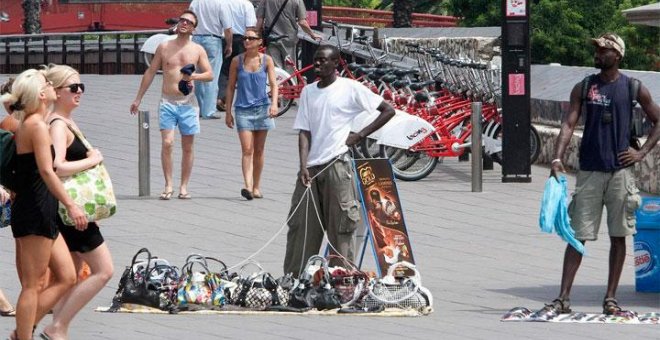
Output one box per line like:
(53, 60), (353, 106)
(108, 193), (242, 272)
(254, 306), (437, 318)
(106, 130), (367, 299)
(57, 83), (85, 93)
(244, 36), (262, 41)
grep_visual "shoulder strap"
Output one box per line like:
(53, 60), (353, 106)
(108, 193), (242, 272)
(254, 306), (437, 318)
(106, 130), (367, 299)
(580, 74), (595, 116)
(49, 118), (92, 150)
(264, 0), (290, 40)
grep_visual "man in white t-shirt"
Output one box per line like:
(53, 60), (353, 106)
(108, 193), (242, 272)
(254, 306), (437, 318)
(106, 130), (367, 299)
(283, 45), (395, 277)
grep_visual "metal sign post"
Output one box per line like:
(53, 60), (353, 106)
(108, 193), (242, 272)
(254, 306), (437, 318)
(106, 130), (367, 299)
(501, 0), (532, 183)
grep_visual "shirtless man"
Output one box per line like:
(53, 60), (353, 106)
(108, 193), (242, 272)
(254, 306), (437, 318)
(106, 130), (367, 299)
(130, 10), (213, 200)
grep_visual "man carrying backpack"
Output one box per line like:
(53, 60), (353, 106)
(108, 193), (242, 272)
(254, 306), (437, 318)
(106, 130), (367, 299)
(544, 33), (659, 315)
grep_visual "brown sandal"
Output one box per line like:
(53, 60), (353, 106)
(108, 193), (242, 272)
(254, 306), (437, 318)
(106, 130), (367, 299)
(543, 298), (571, 314)
(603, 297), (622, 315)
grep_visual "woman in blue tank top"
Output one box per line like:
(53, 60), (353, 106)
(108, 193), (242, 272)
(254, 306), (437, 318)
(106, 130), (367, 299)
(225, 28), (279, 200)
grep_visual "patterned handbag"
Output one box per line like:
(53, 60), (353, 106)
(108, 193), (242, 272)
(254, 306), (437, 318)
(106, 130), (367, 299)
(58, 126), (116, 226)
(229, 261), (289, 310)
(362, 261), (433, 311)
(177, 255), (229, 307)
(0, 200), (10, 228)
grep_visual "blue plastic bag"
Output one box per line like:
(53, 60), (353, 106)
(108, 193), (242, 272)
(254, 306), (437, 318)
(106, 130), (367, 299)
(539, 176), (585, 255)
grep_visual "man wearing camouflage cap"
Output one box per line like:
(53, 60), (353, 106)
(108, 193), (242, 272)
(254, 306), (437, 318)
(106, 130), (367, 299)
(543, 33), (660, 315)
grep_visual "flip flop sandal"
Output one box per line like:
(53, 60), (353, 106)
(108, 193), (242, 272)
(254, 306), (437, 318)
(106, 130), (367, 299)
(240, 189), (253, 200)
(178, 193), (192, 200)
(603, 297), (622, 315)
(159, 191), (173, 200)
(0, 307), (15, 316)
(543, 298), (571, 314)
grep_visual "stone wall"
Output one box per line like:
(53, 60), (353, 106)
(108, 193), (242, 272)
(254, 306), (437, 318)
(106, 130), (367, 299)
(535, 125), (660, 194)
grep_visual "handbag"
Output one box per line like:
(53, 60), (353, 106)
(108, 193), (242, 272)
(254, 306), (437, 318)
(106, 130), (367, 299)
(57, 125), (116, 226)
(362, 261), (433, 311)
(229, 261), (289, 310)
(0, 200), (10, 228)
(288, 255), (341, 310)
(177, 255), (229, 307)
(109, 248), (179, 312)
(326, 255), (370, 305)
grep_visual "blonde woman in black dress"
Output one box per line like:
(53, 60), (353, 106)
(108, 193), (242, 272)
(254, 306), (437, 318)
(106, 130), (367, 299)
(42, 64), (114, 340)
(1, 69), (86, 340)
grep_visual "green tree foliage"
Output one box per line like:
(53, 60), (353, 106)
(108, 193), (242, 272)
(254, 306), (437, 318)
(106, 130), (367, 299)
(444, 0), (658, 71)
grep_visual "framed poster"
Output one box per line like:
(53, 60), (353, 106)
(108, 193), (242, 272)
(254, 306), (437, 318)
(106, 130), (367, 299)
(506, 0), (526, 17)
(354, 158), (415, 277)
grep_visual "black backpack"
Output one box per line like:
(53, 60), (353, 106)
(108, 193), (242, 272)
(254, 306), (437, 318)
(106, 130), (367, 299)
(0, 129), (17, 191)
(580, 74), (643, 149)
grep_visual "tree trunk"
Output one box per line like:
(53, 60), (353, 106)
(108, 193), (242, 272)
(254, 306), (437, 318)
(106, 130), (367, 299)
(22, 0), (41, 34)
(392, 0), (413, 28)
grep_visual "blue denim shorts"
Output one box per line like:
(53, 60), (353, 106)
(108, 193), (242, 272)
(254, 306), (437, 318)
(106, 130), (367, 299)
(234, 104), (275, 131)
(159, 96), (200, 135)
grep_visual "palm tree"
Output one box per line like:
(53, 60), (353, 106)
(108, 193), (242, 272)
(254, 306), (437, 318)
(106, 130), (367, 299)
(392, 0), (414, 27)
(22, 0), (41, 34)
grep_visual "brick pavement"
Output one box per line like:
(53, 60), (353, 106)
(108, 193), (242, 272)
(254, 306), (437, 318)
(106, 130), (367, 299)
(0, 75), (657, 339)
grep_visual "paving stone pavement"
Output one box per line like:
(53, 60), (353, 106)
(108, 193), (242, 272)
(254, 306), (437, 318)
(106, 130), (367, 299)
(0, 75), (658, 339)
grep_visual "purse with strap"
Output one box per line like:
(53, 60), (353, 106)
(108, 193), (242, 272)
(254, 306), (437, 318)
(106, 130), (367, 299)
(229, 261), (289, 310)
(325, 255), (370, 305)
(362, 261), (432, 311)
(56, 123), (117, 226)
(177, 254), (229, 307)
(288, 255), (341, 310)
(110, 248), (179, 312)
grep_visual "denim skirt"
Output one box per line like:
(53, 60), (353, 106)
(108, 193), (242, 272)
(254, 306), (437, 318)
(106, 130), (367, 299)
(234, 104), (275, 131)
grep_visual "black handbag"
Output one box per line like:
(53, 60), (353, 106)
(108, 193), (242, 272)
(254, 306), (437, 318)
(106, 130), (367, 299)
(109, 248), (179, 313)
(288, 255), (341, 310)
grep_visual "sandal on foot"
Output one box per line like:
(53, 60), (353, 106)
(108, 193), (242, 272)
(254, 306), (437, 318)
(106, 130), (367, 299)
(603, 297), (622, 315)
(240, 189), (253, 200)
(159, 191), (173, 200)
(0, 307), (15, 317)
(543, 298), (571, 314)
(39, 332), (52, 340)
(177, 193), (192, 200)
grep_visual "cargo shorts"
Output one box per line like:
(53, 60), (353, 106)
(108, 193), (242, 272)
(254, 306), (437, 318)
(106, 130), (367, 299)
(568, 168), (641, 241)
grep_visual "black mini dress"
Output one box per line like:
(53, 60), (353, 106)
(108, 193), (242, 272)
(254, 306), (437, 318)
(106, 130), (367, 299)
(11, 146), (59, 239)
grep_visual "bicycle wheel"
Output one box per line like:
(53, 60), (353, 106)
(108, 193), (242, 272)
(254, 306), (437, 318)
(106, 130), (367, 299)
(274, 79), (295, 117)
(380, 134), (439, 181)
(359, 137), (382, 158)
(490, 125), (542, 165)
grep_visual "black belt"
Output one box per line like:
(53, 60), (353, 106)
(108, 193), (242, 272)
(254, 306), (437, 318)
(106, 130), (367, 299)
(193, 34), (222, 39)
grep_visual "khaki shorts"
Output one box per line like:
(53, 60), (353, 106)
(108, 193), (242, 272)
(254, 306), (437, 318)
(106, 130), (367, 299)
(568, 169), (641, 241)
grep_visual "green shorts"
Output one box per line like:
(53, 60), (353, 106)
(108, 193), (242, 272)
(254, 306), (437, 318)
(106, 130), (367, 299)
(568, 168), (641, 241)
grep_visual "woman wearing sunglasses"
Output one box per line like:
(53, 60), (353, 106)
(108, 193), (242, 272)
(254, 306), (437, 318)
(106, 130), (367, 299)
(1, 68), (86, 340)
(225, 28), (279, 200)
(41, 64), (114, 340)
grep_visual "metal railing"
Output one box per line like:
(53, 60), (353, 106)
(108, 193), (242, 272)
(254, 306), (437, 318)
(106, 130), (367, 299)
(0, 30), (165, 74)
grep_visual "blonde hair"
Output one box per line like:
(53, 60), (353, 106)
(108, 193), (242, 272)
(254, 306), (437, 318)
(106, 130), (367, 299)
(0, 69), (48, 122)
(45, 64), (79, 89)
